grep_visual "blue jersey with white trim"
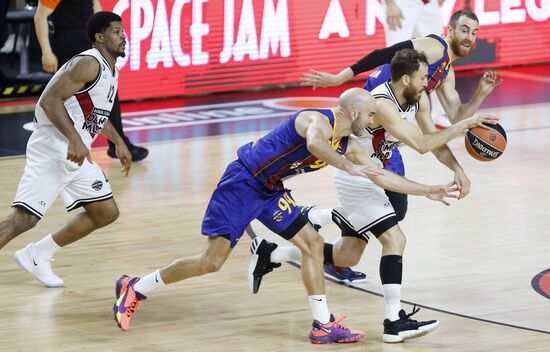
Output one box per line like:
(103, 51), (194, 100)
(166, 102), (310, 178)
(237, 108), (349, 191)
(364, 34), (451, 94)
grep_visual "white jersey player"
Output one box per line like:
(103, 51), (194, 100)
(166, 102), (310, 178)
(18, 47), (120, 216)
(384, 0), (449, 127)
(251, 49), (499, 343)
(0, 12), (132, 289)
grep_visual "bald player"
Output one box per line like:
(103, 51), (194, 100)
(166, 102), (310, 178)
(112, 88), (457, 344)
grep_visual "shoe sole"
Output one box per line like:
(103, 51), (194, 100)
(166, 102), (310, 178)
(383, 321), (439, 343)
(248, 238), (264, 294)
(14, 250), (64, 288)
(113, 275), (130, 330)
(309, 334), (364, 344)
(323, 271), (367, 284)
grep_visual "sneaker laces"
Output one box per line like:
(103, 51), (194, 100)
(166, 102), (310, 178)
(126, 300), (139, 317)
(405, 305), (421, 321)
(328, 315), (350, 332)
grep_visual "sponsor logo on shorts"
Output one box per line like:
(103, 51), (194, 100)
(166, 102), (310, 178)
(92, 180), (103, 191)
(272, 210), (283, 223)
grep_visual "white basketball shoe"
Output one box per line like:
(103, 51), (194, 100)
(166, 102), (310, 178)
(14, 243), (64, 287)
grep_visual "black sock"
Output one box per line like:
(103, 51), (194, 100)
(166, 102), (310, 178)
(323, 243), (334, 265)
(380, 255), (402, 284)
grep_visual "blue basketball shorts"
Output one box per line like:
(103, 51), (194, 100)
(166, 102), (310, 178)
(201, 160), (308, 247)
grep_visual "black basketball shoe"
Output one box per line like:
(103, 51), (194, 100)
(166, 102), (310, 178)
(107, 143), (149, 162)
(383, 305), (439, 343)
(248, 237), (281, 294)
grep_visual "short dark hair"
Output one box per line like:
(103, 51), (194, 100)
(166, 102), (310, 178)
(390, 49), (428, 82)
(449, 8), (479, 28)
(86, 11), (122, 43)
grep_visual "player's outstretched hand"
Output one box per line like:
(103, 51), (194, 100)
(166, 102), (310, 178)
(426, 182), (459, 206)
(115, 143), (132, 176)
(301, 70), (340, 89)
(465, 114), (500, 130)
(478, 71), (502, 97)
(454, 169), (471, 200)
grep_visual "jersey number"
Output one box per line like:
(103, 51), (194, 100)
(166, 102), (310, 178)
(278, 192), (297, 214)
(107, 85), (115, 103)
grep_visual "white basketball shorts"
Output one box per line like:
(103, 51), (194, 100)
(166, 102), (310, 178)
(12, 125), (112, 218)
(332, 167), (398, 240)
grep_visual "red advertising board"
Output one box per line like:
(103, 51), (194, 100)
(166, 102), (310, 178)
(98, 0), (550, 101)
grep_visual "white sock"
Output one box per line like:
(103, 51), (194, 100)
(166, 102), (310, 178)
(383, 284), (402, 321)
(270, 246), (302, 263)
(133, 269), (165, 296)
(308, 207), (333, 226)
(34, 234), (61, 259)
(308, 295), (331, 324)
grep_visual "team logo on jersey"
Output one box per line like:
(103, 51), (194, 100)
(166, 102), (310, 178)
(272, 210), (283, 222)
(372, 140), (400, 161)
(92, 180), (103, 191)
(532, 269), (550, 300)
(83, 107), (110, 138)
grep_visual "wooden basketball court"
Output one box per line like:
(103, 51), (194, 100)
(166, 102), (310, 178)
(0, 71), (549, 351)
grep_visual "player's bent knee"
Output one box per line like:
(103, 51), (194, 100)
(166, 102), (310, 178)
(302, 233), (325, 258)
(200, 254), (225, 273)
(378, 226), (406, 253)
(87, 202), (119, 227)
(11, 208), (40, 233)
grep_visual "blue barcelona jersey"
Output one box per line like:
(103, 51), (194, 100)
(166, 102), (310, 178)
(364, 34), (451, 94)
(237, 108), (349, 192)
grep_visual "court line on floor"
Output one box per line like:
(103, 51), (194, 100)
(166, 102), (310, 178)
(287, 261), (550, 335)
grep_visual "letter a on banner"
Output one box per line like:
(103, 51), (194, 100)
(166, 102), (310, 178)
(319, 0), (350, 39)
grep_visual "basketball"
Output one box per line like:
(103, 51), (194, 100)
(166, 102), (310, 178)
(465, 123), (507, 161)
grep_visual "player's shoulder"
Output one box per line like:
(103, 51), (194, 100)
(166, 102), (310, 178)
(62, 55), (101, 83)
(297, 109), (331, 123)
(376, 96), (400, 116)
(412, 36), (446, 63)
(67, 55), (101, 73)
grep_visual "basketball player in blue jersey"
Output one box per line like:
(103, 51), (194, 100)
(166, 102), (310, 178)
(297, 8), (501, 283)
(0, 12), (132, 287)
(250, 49), (500, 343)
(302, 9), (501, 128)
(112, 88), (458, 343)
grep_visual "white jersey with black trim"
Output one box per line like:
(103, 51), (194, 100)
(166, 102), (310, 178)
(359, 81), (418, 166)
(34, 48), (119, 149)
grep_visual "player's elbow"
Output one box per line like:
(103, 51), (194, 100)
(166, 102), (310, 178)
(38, 97), (53, 114)
(306, 139), (323, 156)
(409, 141), (429, 155)
(416, 146), (430, 155)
